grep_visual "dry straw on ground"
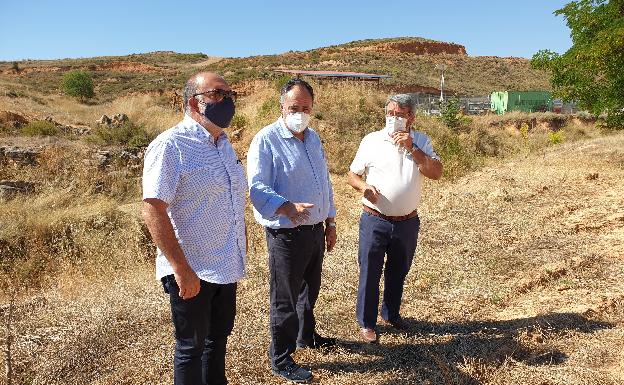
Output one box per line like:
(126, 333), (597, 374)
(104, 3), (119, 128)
(1, 131), (622, 384)
(1, 79), (623, 384)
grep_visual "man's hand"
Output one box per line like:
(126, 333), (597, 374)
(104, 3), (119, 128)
(363, 184), (380, 204)
(277, 201), (315, 225)
(391, 131), (412, 150)
(325, 224), (337, 252)
(174, 266), (201, 300)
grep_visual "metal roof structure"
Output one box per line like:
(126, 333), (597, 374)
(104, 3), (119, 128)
(274, 69), (391, 81)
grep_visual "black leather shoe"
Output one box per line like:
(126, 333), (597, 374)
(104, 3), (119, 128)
(272, 363), (313, 384)
(297, 331), (337, 349)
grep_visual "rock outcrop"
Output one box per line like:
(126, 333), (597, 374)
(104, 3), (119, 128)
(96, 113), (129, 127)
(0, 146), (42, 166)
(0, 180), (35, 200)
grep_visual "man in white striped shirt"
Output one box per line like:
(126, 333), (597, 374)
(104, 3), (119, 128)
(142, 72), (246, 385)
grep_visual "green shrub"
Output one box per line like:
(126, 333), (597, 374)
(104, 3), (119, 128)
(257, 97), (280, 119)
(230, 114), (248, 130)
(439, 98), (462, 129)
(274, 75), (291, 91)
(22, 120), (59, 136)
(62, 70), (95, 101)
(90, 122), (153, 148)
(548, 130), (564, 145)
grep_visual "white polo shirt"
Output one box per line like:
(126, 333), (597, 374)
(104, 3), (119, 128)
(349, 129), (440, 216)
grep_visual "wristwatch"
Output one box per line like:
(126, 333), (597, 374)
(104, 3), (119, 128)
(326, 221), (336, 227)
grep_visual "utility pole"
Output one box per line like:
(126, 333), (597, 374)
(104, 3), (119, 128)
(435, 64), (446, 102)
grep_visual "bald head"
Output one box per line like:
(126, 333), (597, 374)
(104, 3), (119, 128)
(183, 72), (229, 113)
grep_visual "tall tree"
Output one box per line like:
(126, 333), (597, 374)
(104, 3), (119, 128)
(532, 0), (624, 128)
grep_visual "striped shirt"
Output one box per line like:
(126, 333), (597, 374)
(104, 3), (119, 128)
(142, 115), (246, 284)
(247, 117), (336, 229)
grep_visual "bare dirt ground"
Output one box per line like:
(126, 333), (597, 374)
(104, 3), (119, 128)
(3, 133), (624, 384)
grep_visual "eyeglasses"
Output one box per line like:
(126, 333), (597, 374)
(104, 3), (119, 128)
(386, 110), (411, 119)
(193, 89), (237, 102)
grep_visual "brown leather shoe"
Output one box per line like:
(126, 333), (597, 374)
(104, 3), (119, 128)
(360, 328), (378, 343)
(381, 317), (409, 330)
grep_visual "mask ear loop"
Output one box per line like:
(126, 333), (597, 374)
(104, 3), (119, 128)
(194, 95), (207, 114)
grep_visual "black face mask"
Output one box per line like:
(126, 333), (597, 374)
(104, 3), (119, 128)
(201, 97), (235, 128)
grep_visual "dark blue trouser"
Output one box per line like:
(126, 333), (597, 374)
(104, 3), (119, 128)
(265, 223), (325, 370)
(356, 212), (420, 329)
(162, 275), (237, 385)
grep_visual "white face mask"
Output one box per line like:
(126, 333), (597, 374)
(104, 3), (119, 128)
(285, 112), (310, 133)
(385, 116), (407, 135)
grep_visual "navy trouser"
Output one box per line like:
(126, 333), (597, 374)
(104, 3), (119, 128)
(162, 275), (237, 385)
(356, 212), (420, 329)
(265, 223), (325, 370)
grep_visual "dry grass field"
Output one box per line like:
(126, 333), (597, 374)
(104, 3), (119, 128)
(0, 44), (622, 384)
(1, 109), (623, 384)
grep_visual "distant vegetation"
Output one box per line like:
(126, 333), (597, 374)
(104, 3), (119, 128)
(22, 120), (58, 136)
(61, 70), (94, 101)
(90, 121), (154, 148)
(532, 0), (623, 129)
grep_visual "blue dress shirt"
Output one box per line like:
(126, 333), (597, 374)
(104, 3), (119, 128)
(247, 118), (336, 229)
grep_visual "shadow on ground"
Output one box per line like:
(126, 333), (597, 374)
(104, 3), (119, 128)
(312, 312), (612, 384)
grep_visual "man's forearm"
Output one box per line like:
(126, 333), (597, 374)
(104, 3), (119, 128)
(410, 148), (443, 180)
(249, 182), (287, 218)
(347, 171), (367, 192)
(142, 201), (191, 274)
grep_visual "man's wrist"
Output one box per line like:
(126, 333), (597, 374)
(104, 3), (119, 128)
(411, 145), (425, 162)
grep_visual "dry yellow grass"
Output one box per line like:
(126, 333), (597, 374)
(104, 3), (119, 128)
(0, 90), (179, 133)
(2, 129), (623, 384)
(1, 78), (622, 384)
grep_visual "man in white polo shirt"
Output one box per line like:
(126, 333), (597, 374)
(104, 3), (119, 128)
(142, 72), (246, 385)
(347, 93), (442, 343)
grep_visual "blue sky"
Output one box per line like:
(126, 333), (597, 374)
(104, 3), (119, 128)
(0, 0), (572, 61)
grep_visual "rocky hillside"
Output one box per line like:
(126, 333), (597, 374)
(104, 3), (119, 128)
(0, 37), (551, 101)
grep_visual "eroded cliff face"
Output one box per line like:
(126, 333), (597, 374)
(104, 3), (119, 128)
(376, 41), (467, 55)
(344, 40), (467, 56)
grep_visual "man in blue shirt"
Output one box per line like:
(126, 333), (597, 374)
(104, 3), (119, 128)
(247, 79), (337, 384)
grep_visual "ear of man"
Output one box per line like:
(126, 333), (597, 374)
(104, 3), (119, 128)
(188, 96), (199, 113)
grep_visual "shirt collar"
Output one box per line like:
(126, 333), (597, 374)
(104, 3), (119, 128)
(280, 116), (312, 140)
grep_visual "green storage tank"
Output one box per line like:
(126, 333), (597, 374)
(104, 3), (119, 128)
(490, 91), (552, 114)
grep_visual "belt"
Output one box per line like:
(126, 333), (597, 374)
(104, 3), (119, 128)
(362, 204), (418, 222)
(266, 222), (324, 235)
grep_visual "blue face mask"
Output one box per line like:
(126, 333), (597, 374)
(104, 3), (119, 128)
(200, 97), (235, 128)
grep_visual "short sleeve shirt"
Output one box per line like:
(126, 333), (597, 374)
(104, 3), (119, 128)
(350, 129), (439, 216)
(142, 115), (246, 284)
